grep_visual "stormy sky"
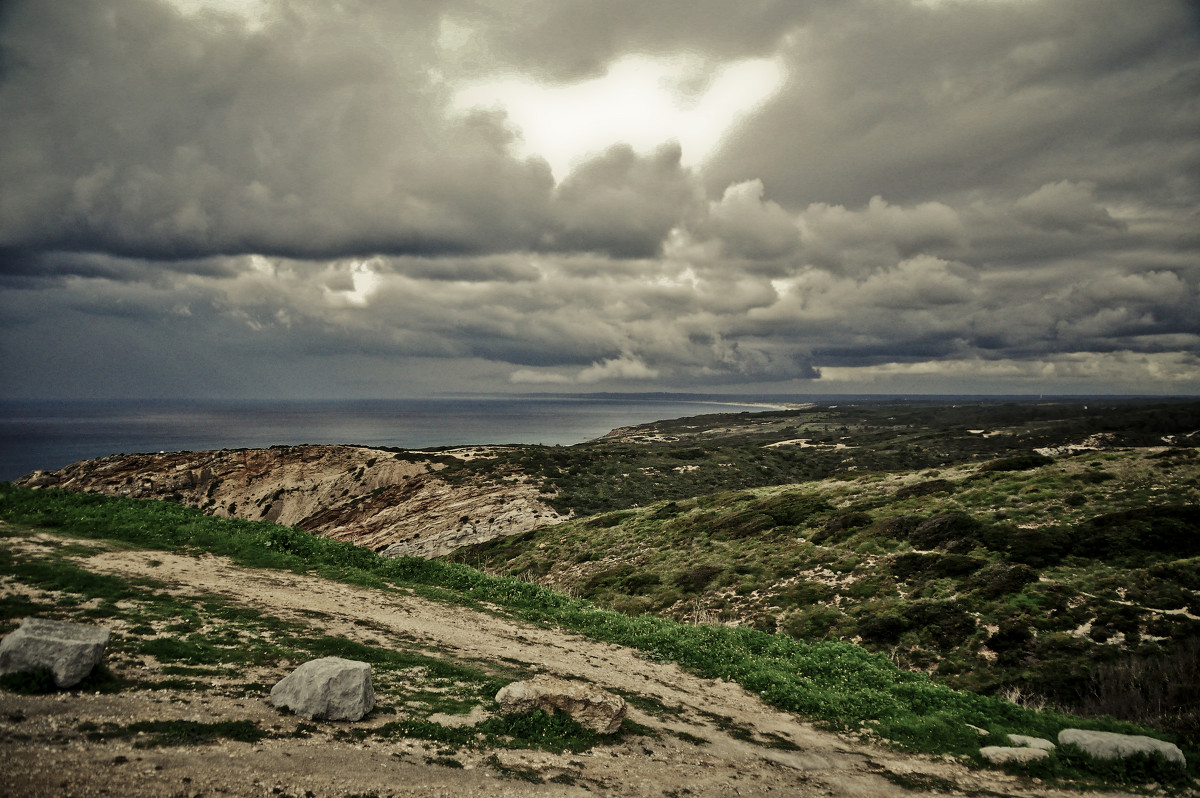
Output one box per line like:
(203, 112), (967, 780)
(1, 0), (1198, 399)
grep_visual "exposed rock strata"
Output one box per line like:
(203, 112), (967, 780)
(18, 445), (566, 558)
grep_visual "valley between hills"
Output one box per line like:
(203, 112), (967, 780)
(3, 397), (1199, 795)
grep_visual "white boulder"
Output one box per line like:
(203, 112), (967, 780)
(1008, 734), (1055, 751)
(980, 746), (1051, 765)
(0, 618), (110, 688)
(270, 657), (375, 721)
(1059, 728), (1185, 767)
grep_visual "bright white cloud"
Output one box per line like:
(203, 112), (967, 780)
(163, 0), (270, 28)
(452, 54), (786, 181)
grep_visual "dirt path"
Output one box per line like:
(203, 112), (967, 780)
(0, 540), (1118, 797)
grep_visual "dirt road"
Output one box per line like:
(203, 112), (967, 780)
(0, 538), (1119, 797)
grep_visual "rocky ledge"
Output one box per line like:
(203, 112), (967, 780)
(18, 445), (566, 558)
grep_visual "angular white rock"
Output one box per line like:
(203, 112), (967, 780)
(270, 657), (375, 721)
(1059, 728), (1185, 767)
(1008, 734), (1055, 750)
(496, 675), (627, 734)
(980, 746), (1051, 765)
(0, 618), (110, 688)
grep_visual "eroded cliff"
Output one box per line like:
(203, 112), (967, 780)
(18, 444), (566, 557)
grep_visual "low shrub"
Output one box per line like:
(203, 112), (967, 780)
(978, 454), (1054, 473)
(901, 600), (976, 648)
(895, 479), (955, 499)
(967, 563), (1039, 598)
(891, 552), (985, 580)
(673, 565), (723, 594)
(2, 484), (1191, 772)
(908, 512), (984, 552)
(776, 580), (833, 608)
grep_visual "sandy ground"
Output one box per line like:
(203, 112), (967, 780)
(0, 537), (1128, 798)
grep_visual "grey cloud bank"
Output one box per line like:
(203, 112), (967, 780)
(1, 0), (1198, 399)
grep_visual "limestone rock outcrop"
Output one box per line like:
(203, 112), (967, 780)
(496, 675), (627, 734)
(17, 444), (566, 559)
(1058, 728), (1185, 766)
(979, 745), (1050, 765)
(270, 657), (375, 721)
(0, 618), (110, 688)
(1007, 734), (1055, 751)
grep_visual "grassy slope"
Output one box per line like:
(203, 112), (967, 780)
(454, 448), (1200, 738)
(439, 398), (1200, 516)
(0, 483), (1194, 790)
(445, 400), (1200, 751)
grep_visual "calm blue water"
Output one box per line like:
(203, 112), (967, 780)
(0, 396), (774, 482)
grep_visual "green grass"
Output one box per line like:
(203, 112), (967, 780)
(0, 484), (1194, 787)
(452, 447), (1200, 748)
(81, 719), (267, 747)
(344, 709), (620, 754)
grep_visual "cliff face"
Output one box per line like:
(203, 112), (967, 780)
(17, 445), (566, 557)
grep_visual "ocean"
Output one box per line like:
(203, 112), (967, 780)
(0, 395), (779, 482)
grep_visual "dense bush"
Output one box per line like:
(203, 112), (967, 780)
(821, 511), (873, 537)
(1074, 505), (1200, 563)
(1079, 637), (1200, 744)
(907, 512), (984, 551)
(711, 510), (776, 540)
(966, 563), (1039, 598)
(986, 524), (1075, 567)
(895, 479), (955, 499)
(673, 564), (723, 594)
(891, 552), (985, 580)
(986, 621), (1034, 665)
(858, 613), (910, 644)
(754, 492), (832, 527)
(872, 514), (924, 540)
(901, 600), (976, 648)
(978, 453), (1055, 472)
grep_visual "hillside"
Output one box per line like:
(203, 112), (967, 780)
(2, 521), (898, 797)
(19, 444), (568, 558)
(454, 447), (1200, 745)
(18, 398), (1199, 551)
(439, 399), (1200, 747)
(6, 397), (1199, 792)
(0, 488), (1193, 796)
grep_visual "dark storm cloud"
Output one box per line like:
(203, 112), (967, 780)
(545, 143), (701, 258)
(2, 0), (1198, 397)
(704, 0), (1200, 208)
(0, 0), (701, 262)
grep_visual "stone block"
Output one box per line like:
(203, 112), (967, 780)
(1059, 728), (1185, 767)
(0, 618), (110, 688)
(270, 657), (375, 721)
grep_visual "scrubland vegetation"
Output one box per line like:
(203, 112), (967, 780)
(2, 398), (1198, 790)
